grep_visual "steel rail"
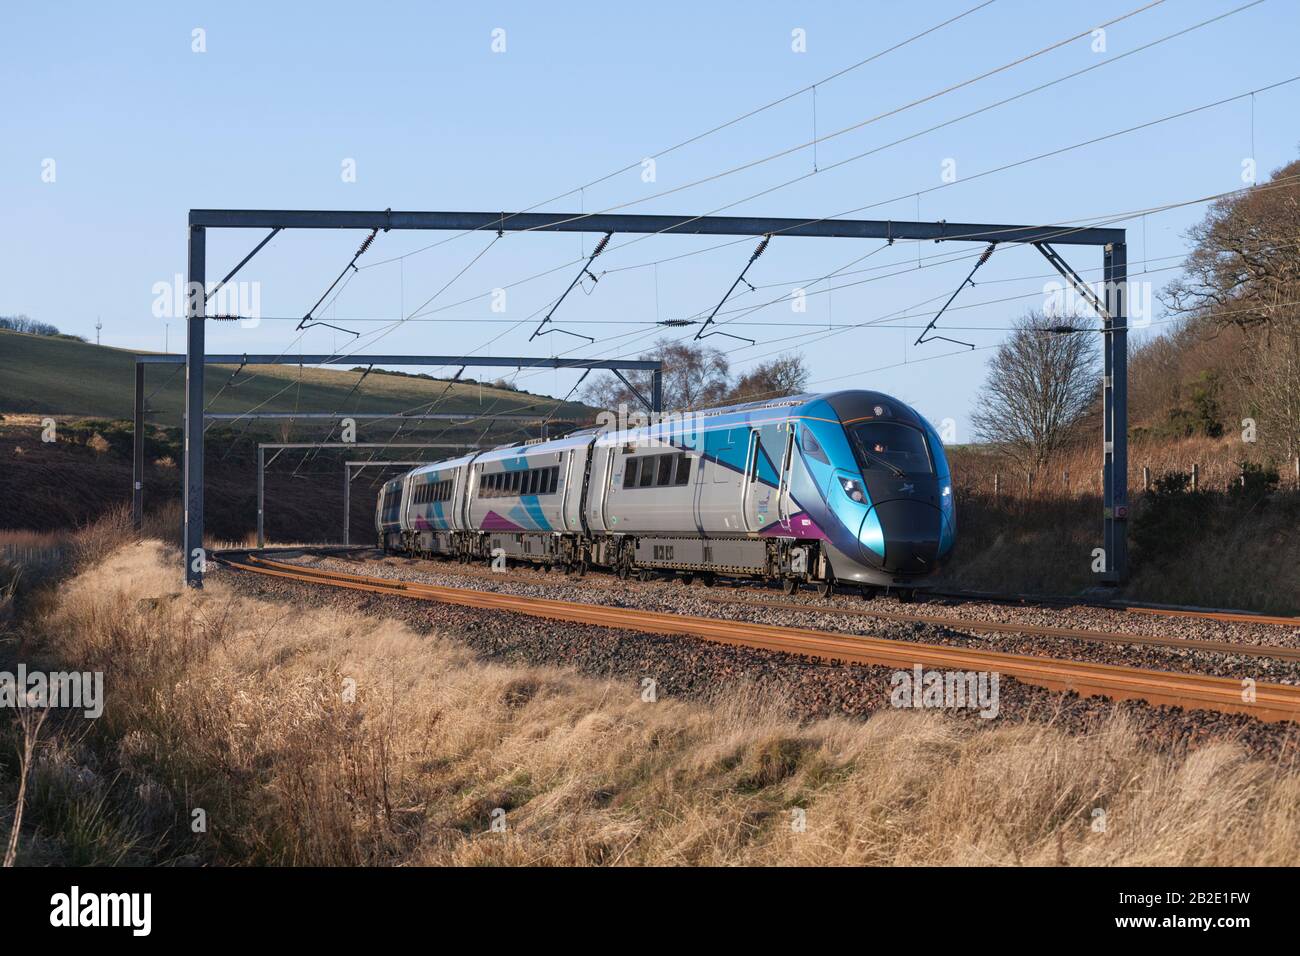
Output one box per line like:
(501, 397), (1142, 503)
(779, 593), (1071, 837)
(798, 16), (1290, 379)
(215, 554), (1300, 724)
(693, 595), (1300, 663)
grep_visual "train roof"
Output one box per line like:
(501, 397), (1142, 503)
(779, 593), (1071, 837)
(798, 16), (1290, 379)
(401, 389), (930, 478)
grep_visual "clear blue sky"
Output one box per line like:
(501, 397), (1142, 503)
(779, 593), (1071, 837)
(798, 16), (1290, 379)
(3, 0), (1298, 437)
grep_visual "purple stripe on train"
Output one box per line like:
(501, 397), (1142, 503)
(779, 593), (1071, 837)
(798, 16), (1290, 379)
(760, 510), (828, 540)
(481, 510), (526, 532)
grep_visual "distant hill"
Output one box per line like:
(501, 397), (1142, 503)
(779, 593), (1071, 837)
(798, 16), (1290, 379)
(0, 329), (593, 421)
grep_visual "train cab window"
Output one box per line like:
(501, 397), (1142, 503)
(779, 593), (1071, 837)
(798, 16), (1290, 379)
(623, 458), (639, 489)
(674, 454), (691, 485)
(847, 422), (934, 475)
(656, 455), (673, 486)
(800, 425), (830, 464)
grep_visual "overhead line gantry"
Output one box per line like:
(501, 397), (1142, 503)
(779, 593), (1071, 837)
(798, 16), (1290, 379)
(179, 208), (1129, 588)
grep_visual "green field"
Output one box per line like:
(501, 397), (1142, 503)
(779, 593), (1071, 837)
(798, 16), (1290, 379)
(0, 330), (592, 421)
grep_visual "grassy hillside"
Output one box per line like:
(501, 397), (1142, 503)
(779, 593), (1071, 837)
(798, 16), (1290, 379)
(0, 329), (591, 421)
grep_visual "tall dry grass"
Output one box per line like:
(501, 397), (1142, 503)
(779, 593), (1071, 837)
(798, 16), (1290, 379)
(3, 538), (1299, 866)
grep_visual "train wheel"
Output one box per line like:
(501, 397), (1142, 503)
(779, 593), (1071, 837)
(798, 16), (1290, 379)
(698, 572), (716, 588)
(617, 563), (631, 581)
(679, 573), (694, 586)
(575, 560), (588, 577)
(896, 588), (915, 604)
(860, 585), (879, 601)
(781, 577), (798, 596)
(816, 580), (835, 598)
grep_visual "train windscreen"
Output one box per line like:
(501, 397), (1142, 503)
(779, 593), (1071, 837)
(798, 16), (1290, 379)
(845, 422), (933, 476)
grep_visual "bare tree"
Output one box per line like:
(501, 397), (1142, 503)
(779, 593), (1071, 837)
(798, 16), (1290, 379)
(971, 311), (1099, 469)
(727, 352), (810, 404)
(580, 337), (730, 413)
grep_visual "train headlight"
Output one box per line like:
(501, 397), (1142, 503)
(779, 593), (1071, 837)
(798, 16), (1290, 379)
(942, 485), (951, 497)
(839, 476), (866, 503)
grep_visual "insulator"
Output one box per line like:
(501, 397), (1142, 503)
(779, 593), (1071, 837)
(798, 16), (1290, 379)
(591, 232), (612, 258)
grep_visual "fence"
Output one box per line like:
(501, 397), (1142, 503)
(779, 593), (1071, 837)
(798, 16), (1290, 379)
(979, 456), (1300, 499)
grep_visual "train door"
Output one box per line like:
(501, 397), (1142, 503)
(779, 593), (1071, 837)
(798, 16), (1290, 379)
(776, 424), (795, 532)
(740, 429), (761, 532)
(597, 446), (616, 531)
(460, 463), (478, 529)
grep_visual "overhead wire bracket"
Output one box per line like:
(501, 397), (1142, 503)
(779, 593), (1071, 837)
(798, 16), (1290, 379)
(529, 231), (613, 343)
(913, 241), (996, 349)
(1034, 241), (1109, 321)
(612, 369), (654, 414)
(694, 234), (770, 345)
(205, 227), (281, 305)
(296, 228), (379, 333)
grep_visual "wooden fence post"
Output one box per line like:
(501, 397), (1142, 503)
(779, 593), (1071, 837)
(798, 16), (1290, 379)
(993, 472), (1000, 499)
(1142, 466), (1150, 491)
(1191, 463), (1199, 491)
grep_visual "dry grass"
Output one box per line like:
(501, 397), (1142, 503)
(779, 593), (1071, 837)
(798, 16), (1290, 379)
(950, 435), (1300, 499)
(3, 537), (1298, 866)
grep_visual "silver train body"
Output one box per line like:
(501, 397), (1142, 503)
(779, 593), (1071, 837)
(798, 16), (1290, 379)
(376, 390), (956, 591)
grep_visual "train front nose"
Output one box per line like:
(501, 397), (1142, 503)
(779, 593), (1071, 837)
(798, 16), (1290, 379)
(861, 498), (944, 575)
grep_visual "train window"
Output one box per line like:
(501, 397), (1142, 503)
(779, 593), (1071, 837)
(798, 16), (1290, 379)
(547, 467), (559, 494)
(656, 455), (673, 486)
(846, 422), (933, 475)
(800, 425), (830, 464)
(528, 470), (540, 495)
(637, 458), (654, 487)
(624, 458), (639, 489)
(674, 454), (691, 485)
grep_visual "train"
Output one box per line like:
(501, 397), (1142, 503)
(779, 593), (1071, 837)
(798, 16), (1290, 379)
(375, 389), (955, 598)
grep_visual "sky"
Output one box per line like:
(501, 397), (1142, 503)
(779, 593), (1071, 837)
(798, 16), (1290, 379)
(2, 0), (1298, 438)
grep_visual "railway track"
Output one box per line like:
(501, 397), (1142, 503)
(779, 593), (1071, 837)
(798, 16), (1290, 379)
(336, 547), (1300, 630)
(217, 551), (1300, 724)
(698, 594), (1300, 663)
(316, 550), (1300, 661)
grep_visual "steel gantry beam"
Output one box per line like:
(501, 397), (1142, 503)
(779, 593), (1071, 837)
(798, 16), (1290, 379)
(190, 209), (1125, 246)
(180, 208), (1128, 588)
